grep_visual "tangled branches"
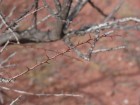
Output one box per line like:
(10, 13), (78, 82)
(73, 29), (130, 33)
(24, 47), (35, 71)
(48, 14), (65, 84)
(0, 0), (140, 104)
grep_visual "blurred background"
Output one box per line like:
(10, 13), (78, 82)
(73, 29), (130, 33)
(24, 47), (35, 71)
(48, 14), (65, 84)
(0, 0), (140, 105)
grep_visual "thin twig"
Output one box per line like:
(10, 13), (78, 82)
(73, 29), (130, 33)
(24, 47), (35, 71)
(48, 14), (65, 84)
(15, 4), (48, 23)
(0, 13), (20, 44)
(33, 0), (39, 29)
(42, 0), (54, 15)
(88, 0), (107, 17)
(54, 0), (61, 13)
(27, 15), (51, 30)
(0, 52), (16, 66)
(92, 46), (126, 53)
(10, 95), (22, 105)
(0, 6), (16, 29)
(0, 86), (83, 98)
(0, 40), (9, 54)
(104, 0), (124, 22)
(68, 0), (88, 21)
(66, 17), (140, 37)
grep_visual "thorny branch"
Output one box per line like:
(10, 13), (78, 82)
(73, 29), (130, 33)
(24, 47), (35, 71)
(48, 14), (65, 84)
(0, 1), (140, 104)
(0, 0), (139, 79)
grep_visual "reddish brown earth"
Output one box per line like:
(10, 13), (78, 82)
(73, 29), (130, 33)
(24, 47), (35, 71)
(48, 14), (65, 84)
(0, 0), (140, 105)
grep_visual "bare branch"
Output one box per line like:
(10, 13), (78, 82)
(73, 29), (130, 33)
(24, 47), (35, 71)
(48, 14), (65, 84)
(54, 0), (61, 13)
(0, 13), (20, 44)
(0, 77), (12, 83)
(10, 95), (22, 105)
(88, 0), (107, 17)
(0, 6), (16, 29)
(42, 0), (54, 15)
(104, 0), (124, 22)
(64, 37), (90, 60)
(0, 40), (9, 54)
(0, 52), (16, 66)
(64, 30), (120, 60)
(27, 15), (52, 30)
(33, 0), (39, 29)
(66, 17), (140, 37)
(15, 4), (46, 24)
(92, 46), (126, 54)
(0, 1), (139, 62)
(0, 86), (83, 98)
(68, 0), (88, 21)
